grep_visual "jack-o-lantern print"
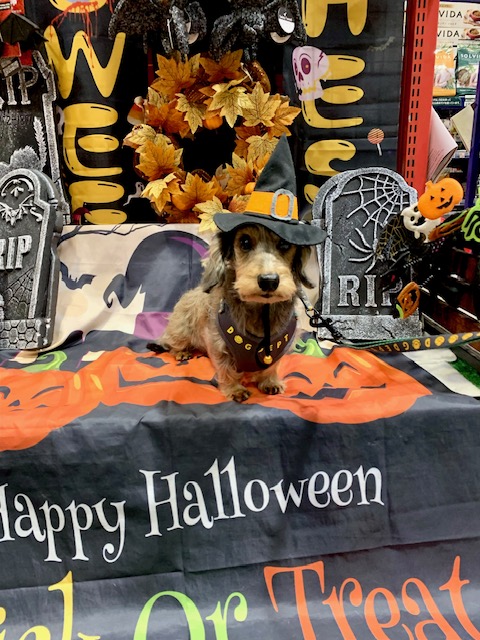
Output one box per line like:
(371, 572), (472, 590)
(1, 345), (430, 451)
(418, 178), (464, 220)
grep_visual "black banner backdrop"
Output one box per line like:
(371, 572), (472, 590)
(283, 0), (406, 214)
(24, 0), (153, 224)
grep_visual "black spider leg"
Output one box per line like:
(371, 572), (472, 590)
(186, 2), (208, 43)
(164, 4), (190, 58)
(108, 0), (163, 38)
(288, 0), (307, 43)
(240, 9), (265, 62)
(210, 15), (243, 61)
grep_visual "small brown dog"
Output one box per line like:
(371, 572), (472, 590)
(149, 224), (314, 402)
(148, 135), (326, 401)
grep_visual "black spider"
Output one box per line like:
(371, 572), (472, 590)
(108, 0), (207, 59)
(210, 0), (306, 62)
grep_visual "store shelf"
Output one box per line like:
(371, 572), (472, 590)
(398, 0), (440, 194)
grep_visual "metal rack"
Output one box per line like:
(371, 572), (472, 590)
(399, 0), (480, 202)
(397, 0), (440, 194)
(399, 0), (480, 360)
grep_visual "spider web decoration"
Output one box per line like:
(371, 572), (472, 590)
(312, 168), (423, 340)
(343, 173), (413, 273)
(4, 268), (34, 315)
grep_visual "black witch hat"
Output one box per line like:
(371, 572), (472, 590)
(213, 135), (326, 245)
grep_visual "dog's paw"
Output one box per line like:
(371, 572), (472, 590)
(146, 342), (166, 354)
(227, 386), (251, 403)
(258, 379), (285, 395)
(175, 350), (193, 362)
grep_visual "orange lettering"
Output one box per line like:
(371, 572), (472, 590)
(323, 578), (362, 640)
(440, 556), (480, 639)
(365, 588), (413, 640)
(264, 561), (325, 640)
(402, 578), (462, 640)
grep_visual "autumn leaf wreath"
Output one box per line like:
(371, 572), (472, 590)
(123, 49), (301, 230)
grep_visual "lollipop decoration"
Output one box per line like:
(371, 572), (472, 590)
(368, 128), (385, 156)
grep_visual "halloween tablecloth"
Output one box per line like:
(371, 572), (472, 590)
(1, 224), (480, 639)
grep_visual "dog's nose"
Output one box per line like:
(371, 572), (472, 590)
(258, 273), (280, 292)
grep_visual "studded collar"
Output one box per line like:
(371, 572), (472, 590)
(217, 301), (297, 372)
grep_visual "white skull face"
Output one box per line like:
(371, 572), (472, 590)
(292, 46), (329, 101)
(401, 203), (440, 241)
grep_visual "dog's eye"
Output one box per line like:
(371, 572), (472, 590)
(239, 234), (253, 251)
(277, 239), (291, 252)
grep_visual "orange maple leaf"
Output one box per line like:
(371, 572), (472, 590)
(200, 50), (245, 83)
(229, 195), (249, 212)
(234, 125), (262, 158)
(142, 87), (170, 128)
(225, 154), (256, 196)
(171, 173), (219, 211)
(151, 53), (200, 100)
(136, 138), (183, 181)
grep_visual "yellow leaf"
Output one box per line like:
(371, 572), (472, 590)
(151, 53), (201, 100)
(195, 196), (229, 233)
(176, 94), (206, 134)
(229, 195), (249, 213)
(225, 154), (256, 196)
(142, 173), (181, 212)
(123, 124), (157, 150)
(136, 138), (183, 181)
(171, 173), (219, 212)
(268, 97), (301, 137)
(246, 135), (279, 163)
(200, 50), (245, 83)
(233, 138), (250, 159)
(210, 80), (250, 128)
(242, 84), (281, 128)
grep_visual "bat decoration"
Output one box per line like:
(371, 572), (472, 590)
(60, 262), (95, 291)
(108, 0), (207, 59)
(0, 11), (47, 56)
(210, 0), (307, 62)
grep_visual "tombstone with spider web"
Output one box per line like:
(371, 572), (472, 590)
(0, 167), (62, 350)
(312, 167), (423, 340)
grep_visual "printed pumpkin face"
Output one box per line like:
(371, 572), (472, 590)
(418, 178), (464, 220)
(1, 346), (430, 451)
(396, 282), (421, 319)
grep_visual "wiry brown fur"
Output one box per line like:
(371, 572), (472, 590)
(150, 225), (313, 402)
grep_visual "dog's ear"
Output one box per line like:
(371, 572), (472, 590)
(293, 245), (315, 289)
(201, 233), (228, 292)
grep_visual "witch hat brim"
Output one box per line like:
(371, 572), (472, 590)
(213, 135), (325, 245)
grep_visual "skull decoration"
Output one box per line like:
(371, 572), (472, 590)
(401, 203), (440, 241)
(292, 46), (329, 101)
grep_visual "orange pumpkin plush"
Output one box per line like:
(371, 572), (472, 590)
(417, 178), (463, 220)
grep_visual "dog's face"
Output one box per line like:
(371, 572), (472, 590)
(202, 224), (310, 305)
(231, 225), (297, 303)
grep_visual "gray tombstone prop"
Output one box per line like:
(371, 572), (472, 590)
(312, 167), (423, 340)
(0, 167), (63, 350)
(0, 50), (69, 224)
